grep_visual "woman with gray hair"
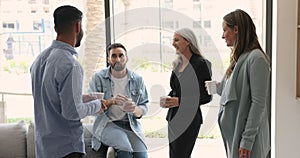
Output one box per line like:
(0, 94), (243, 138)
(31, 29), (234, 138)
(160, 28), (212, 158)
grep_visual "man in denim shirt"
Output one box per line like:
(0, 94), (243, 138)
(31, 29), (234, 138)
(30, 5), (105, 158)
(88, 43), (149, 158)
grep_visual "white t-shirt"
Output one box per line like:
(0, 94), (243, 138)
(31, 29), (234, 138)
(107, 75), (128, 121)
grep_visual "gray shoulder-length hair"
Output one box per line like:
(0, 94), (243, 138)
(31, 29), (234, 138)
(172, 28), (203, 71)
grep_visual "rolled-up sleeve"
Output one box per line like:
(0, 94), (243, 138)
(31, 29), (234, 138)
(60, 62), (101, 120)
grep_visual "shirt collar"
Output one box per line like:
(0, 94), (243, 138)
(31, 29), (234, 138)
(51, 40), (78, 56)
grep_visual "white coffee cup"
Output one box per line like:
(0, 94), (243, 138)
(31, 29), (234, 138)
(205, 81), (217, 95)
(160, 96), (170, 108)
(121, 98), (133, 111)
(91, 92), (104, 100)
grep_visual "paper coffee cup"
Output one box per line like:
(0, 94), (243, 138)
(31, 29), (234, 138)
(91, 92), (104, 99)
(120, 98), (133, 111)
(205, 81), (217, 95)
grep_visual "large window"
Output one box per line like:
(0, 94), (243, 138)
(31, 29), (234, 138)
(0, 0), (87, 121)
(0, 0), (266, 157)
(108, 0), (265, 155)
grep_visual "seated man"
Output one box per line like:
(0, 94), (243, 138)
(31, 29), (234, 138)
(88, 43), (149, 158)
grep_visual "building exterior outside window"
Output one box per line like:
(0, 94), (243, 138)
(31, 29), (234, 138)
(0, 1), (265, 156)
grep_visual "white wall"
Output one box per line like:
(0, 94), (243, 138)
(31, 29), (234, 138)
(272, 0), (300, 157)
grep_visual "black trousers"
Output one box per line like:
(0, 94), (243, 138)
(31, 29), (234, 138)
(168, 113), (201, 158)
(63, 152), (84, 158)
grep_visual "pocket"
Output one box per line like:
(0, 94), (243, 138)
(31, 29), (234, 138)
(96, 86), (110, 99)
(130, 89), (141, 102)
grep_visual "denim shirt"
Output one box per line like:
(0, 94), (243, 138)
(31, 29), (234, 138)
(30, 40), (102, 158)
(87, 67), (149, 151)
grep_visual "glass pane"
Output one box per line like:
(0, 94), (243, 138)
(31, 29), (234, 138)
(0, 0), (265, 157)
(0, 0), (87, 121)
(111, 0), (264, 156)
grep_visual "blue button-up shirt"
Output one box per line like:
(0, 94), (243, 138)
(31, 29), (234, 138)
(87, 67), (149, 151)
(30, 40), (102, 158)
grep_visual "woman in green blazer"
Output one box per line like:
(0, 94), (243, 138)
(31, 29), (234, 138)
(215, 9), (271, 158)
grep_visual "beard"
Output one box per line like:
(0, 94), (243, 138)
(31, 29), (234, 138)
(75, 28), (83, 48)
(111, 61), (126, 71)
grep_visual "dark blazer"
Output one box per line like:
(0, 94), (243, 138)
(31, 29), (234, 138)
(166, 54), (212, 123)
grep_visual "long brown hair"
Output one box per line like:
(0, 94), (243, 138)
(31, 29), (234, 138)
(223, 9), (269, 77)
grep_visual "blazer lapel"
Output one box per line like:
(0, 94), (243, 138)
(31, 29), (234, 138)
(224, 52), (250, 103)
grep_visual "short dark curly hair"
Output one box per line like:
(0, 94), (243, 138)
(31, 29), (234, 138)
(106, 43), (127, 56)
(53, 5), (82, 35)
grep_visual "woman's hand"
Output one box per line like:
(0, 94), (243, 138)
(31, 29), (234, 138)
(161, 97), (179, 108)
(239, 148), (250, 158)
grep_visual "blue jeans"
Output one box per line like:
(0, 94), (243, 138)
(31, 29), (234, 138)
(101, 121), (148, 158)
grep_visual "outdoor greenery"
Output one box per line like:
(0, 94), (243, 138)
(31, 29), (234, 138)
(7, 117), (219, 139)
(3, 59), (30, 74)
(144, 131), (218, 139)
(131, 58), (172, 72)
(198, 134), (217, 139)
(145, 131), (167, 138)
(7, 117), (33, 124)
